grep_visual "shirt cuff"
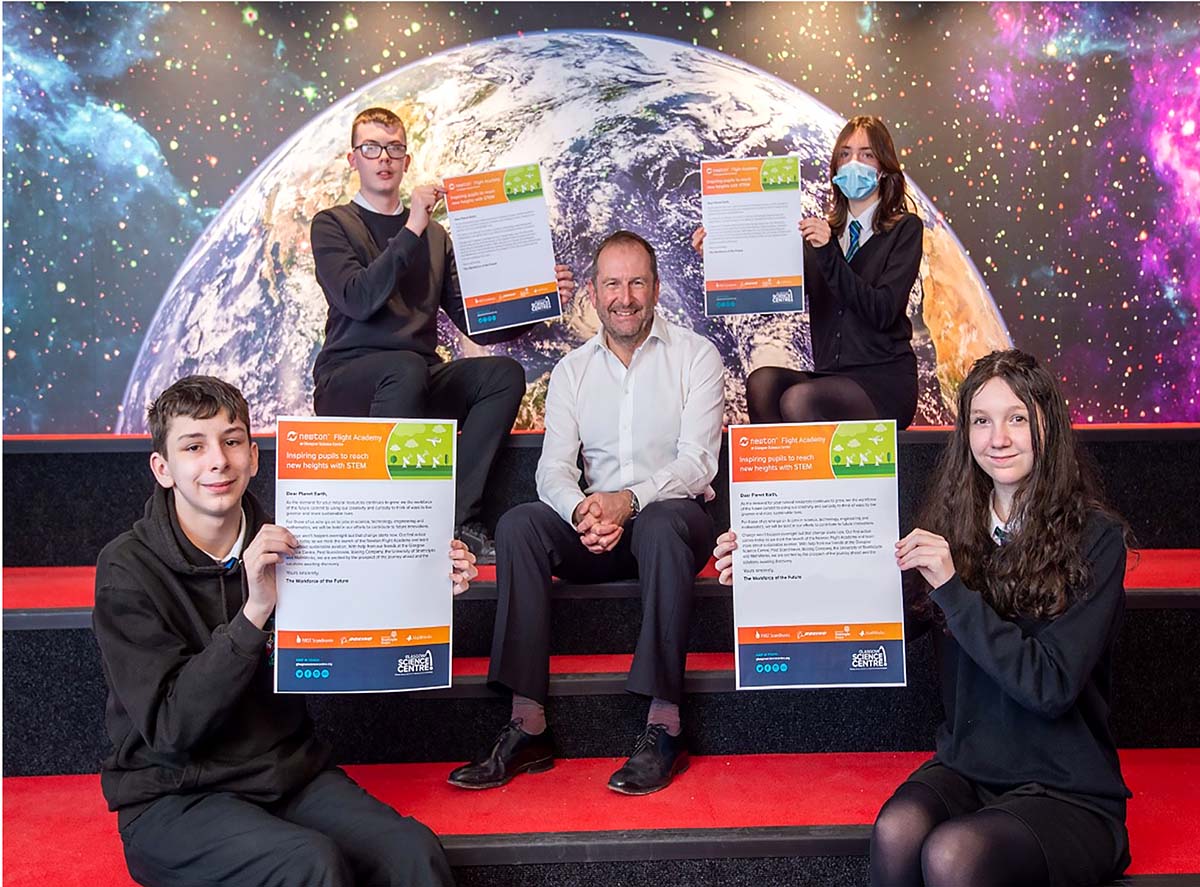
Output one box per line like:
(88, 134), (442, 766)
(549, 492), (586, 527)
(629, 480), (658, 512)
(228, 611), (269, 658)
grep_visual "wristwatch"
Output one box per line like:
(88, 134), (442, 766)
(628, 489), (641, 519)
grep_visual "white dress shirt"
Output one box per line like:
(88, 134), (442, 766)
(838, 198), (880, 257)
(536, 312), (726, 525)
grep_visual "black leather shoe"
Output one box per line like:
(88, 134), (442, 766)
(447, 719), (555, 789)
(456, 522), (496, 565)
(607, 723), (689, 795)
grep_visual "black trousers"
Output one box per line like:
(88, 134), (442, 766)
(314, 351), (525, 526)
(120, 768), (454, 887)
(488, 499), (715, 705)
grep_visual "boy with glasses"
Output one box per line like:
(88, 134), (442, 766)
(310, 107), (575, 562)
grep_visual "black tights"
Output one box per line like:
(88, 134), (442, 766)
(870, 782), (1050, 887)
(746, 366), (878, 424)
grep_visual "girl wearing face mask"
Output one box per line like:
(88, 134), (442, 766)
(713, 349), (1133, 887)
(696, 115), (923, 427)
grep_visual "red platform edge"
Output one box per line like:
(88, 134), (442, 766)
(5, 551), (1195, 611)
(3, 749), (1198, 886)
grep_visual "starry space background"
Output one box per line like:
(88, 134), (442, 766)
(3, 1), (1198, 433)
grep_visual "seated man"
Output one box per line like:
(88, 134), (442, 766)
(93, 375), (473, 887)
(448, 230), (725, 795)
(310, 106), (575, 562)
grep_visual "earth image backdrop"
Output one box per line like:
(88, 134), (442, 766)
(5, 3), (1198, 432)
(118, 31), (1007, 432)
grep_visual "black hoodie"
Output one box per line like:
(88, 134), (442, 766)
(93, 486), (331, 827)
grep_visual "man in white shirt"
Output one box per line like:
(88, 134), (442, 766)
(448, 230), (725, 796)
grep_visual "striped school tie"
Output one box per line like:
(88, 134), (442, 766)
(846, 219), (862, 261)
(993, 525), (1011, 546)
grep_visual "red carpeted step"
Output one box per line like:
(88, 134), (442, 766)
(3, 551), (1196, 610)
(4, 750), (1200, 885)
(452, 651), (732, 678)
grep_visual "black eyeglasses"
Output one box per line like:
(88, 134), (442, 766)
(353, 142), (407, 160)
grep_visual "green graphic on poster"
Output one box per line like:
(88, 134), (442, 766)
(829, 421), (896, 479)
(385, 422), (455, 479)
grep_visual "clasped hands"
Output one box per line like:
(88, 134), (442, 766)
(571, 490), (635, 554)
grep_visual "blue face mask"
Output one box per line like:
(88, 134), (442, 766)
(833, 160), (879, 201)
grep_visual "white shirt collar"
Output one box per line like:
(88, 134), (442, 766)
(198, 509), (248, 565)
(352, 191), (405, 216)
(840, 199), (880, 255)
(989, 495), (1012, 545)
(589, 310), (671, 357)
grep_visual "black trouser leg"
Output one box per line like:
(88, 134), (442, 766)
(627, 499), (715, 703)
(313, 350), (432, 418)
(276, 769), (454, 887)
(428, 356), (525, 526)
(488, 502), (634, 703)
(314, 352), (525, 525)
(121, 768), (453, 887)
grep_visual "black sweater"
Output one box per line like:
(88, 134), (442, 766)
(310, 202), (523, 383)
(921, 512), (1131, 822)
(93, 488), (330, 827)
(805, 212), (922, 373)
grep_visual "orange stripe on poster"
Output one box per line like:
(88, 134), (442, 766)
(278, 625), (450, 650)
(463, 279), (557, 310)
(276, 419), (393, 480)
(444, 170), (507, 212)
(730, 423), (836, 482)
(706, 275), (804, 292)
(738, 623), (903, 644)
(701, 159), (764, 195)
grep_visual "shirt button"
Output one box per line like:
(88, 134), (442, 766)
(838, 309), (844, 317)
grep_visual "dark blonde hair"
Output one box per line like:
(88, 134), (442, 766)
(351, 107), (405, 146)
(148, 376), (251, 457)
(827, 116), (909, 237)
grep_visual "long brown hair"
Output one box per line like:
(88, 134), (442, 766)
(827, 116), (909, 237)
(916, 350), (1127, 620)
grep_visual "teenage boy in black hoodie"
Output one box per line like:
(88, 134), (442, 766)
(93, 375), (469, 887)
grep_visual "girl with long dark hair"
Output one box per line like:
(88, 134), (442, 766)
(694, 115), (924, 427)
(714, 349), (1133, 886)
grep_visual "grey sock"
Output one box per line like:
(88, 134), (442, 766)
(647, 698), (681, 736)
(511, 694), (546, 735)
